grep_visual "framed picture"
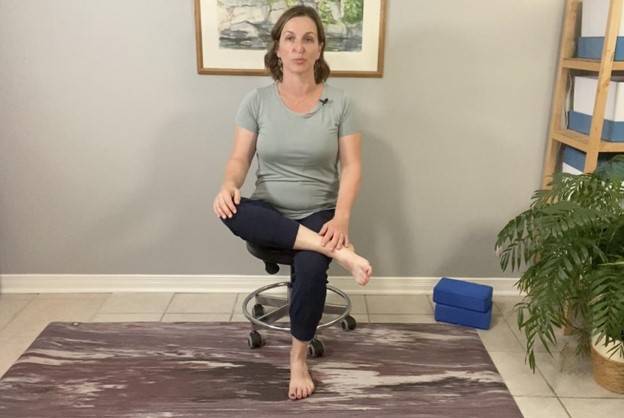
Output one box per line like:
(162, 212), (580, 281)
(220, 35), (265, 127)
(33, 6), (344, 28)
(194, 0), (386, 77)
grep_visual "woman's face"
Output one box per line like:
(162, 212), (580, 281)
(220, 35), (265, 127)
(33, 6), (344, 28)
(276, 16), (323, 78)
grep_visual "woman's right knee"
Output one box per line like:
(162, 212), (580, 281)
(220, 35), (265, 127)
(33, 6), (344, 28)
(220, 198), (266, 238)
(220, 199), (248, 231)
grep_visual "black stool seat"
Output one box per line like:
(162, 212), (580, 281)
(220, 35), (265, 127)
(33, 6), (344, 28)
(242, 241), (357, 358)
(245, 242), (295, 274)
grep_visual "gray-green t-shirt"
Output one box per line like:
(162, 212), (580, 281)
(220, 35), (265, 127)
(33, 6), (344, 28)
(234, 82), (358, 220)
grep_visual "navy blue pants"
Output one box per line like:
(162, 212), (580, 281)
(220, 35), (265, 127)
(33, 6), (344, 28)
(221, 197), (334, 342)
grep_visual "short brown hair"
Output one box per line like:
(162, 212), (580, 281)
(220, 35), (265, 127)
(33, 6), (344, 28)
(264, 5), (331, 84)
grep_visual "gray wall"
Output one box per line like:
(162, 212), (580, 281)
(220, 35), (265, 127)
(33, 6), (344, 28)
(0, 0), (563, 277)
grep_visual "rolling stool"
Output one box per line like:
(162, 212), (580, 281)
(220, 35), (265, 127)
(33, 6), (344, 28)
(242, 241), (357, 358)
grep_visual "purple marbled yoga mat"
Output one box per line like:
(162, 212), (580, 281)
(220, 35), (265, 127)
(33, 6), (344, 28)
(0, 322), (522, 417)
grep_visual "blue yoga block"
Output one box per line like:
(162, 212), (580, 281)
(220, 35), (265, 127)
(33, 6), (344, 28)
(568, 110), (624, 142)
(433, 277), (493, 313)
(435, 302), (492, 330)
(577, 37), (624, 61)
(561, 144), (614, 172)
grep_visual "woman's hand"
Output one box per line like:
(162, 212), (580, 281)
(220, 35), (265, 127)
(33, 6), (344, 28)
(319, 214), (350, 251)
(213, 183), (240, 219)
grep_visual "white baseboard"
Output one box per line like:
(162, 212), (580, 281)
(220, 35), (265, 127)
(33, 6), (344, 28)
(0, 274), (523, 295)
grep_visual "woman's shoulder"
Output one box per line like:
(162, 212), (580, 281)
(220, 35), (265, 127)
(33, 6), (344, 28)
(238, 83), (275, 108)
(322, 83), (353, 111)
(250, 82), (277, 98)
(322, 82), (348, 99)
(256, 82), (276, 95)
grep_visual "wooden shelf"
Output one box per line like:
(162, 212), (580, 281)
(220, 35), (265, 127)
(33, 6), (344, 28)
(552, 129), (624, 152)
(562, 58), (624, 71)
(542, 0), (624, 185)
(552, 129), (589, 151)
(600, 140), (624, 152)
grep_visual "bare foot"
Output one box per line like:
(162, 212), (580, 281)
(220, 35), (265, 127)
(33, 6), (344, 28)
(289, 358), (315, 400)
(332, 244), (372, 286)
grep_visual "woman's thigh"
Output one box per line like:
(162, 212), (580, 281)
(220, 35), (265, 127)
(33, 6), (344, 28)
(296, 208), (335, 233)
(220, 197), (299, 249)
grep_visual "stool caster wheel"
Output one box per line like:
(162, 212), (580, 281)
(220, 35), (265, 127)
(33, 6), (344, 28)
(307, 338), (324, 358)
(248, 330), (264, 349)
(340, 315), (357, 331)
(252, 303), (265, 319)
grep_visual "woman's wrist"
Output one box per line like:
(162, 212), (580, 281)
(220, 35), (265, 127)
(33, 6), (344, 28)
(334, 209), (350, 220)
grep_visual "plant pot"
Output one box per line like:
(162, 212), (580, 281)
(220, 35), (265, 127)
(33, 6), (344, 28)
(591, 335), (624, 394)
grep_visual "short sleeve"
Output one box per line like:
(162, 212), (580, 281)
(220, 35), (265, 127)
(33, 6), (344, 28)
(234, 89), (259, 133)
(338, 93), (358, 138)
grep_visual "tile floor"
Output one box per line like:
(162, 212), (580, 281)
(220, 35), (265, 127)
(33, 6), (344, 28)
(0, 292), (622, 417)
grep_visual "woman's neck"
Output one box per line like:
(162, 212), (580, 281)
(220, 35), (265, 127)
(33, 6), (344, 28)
(278, 75), (319, 97)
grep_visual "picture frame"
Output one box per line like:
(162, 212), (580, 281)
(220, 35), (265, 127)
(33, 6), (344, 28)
(194, 0), (386, 77)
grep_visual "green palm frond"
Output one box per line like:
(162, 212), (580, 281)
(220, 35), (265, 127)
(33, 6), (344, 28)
(496, 202), (612, 272)
(589, 263), (624, 356)
(496, 156), (624, 372)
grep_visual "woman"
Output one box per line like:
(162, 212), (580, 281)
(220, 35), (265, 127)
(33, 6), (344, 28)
(213, 5), (372, 401)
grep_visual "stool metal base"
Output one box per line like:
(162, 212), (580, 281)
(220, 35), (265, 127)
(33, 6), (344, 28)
(242, 282), (354, 333)
(242, 240), (357, 357)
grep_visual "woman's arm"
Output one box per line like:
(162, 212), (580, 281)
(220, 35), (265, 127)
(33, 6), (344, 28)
(222, 126), (257, 188)
(320, 132), (362, 250)
(335, 132), (362, 220)
(213, 126), (257, 219)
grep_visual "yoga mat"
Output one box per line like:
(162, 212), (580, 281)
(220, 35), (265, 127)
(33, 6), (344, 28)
(0, 322), (522, 417)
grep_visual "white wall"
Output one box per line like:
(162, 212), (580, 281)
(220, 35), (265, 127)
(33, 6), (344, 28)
(0, 0), (563, 277)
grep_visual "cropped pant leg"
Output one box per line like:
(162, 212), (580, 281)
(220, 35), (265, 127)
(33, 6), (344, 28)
(288, 209), (335, 342)
(220, 197), (300, 250)
(220, 197), (335, 343)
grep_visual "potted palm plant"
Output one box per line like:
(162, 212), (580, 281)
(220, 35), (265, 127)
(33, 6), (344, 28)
(495, 155), (624, 393)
